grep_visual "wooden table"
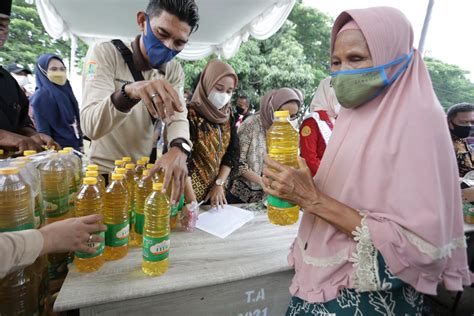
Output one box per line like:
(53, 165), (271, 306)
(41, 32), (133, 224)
(54, 209), (299, 315)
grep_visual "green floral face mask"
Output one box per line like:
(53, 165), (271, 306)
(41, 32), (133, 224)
(330, 50), (414, 109)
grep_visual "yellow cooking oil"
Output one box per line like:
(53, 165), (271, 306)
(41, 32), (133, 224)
(0, 167), (36, 315)
(74, 177), (105, 272)
(103, 173), (129, 261)
(86, 170), (105, 195)
(58, 150), (79, 217)
(134, 170), (153, 246)
(125, 163), (136, 246)
(142, 182), (170, 276)
(266, 110), (300, 225)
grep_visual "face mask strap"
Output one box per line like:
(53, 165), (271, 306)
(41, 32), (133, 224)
(331, 50), (414, 77)
(387, 49), (414, 84)
(37, 64), (48, 77)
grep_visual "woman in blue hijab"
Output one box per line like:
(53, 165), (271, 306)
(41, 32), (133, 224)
(31, 54), (83, 150)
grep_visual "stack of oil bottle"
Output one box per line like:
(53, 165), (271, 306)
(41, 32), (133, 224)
(0, 150), (186, 315)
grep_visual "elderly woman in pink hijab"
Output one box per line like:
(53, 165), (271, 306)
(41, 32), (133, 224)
(263, 7), (471, 315)
(300, 77), (340, 177)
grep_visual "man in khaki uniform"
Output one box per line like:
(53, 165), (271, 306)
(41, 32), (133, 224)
(81, 0), (199, 202)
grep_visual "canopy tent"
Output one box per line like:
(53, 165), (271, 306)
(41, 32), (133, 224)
(30, 0), (296, 60)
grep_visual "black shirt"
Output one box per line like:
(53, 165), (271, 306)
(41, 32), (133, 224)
(0, 66), (34, 133)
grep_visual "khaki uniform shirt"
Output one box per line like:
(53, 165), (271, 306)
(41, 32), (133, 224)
(0, 230), (43, 278)
(81, 41), (189, 172)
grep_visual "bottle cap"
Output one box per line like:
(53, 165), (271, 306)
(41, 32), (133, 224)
(0, 167), (19, 175)
(153, 182), (163, 191)
(23, 150), (37, 156)
(87, 164), (99, 171)
(58, 150), (69, 155)
(115, 160), (124, 166)
(274, 110), (290, 118)
(146, 163), (154, 169)
(115, 168), (126, 175)
(142, 170), (149, 177)
(125, 163), (136, 170)
(141, 156), (150, 163)
(111, 173), (124, 181)
(0, 149), (4, 154)
(136, 159), (145, 166)
(63, 147), (74, 153)
(83, 177), (97, 185)
(122, 157), (132, 163)
(86, 170), (98, 177)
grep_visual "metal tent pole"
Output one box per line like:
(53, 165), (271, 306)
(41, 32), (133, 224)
(418, 0), (435, 54)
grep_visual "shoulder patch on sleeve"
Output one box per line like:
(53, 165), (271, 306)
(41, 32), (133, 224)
(85, 61), (97, 81)
(301, 125), (312, 137)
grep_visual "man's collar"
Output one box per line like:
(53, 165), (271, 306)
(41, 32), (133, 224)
(131, 35), (167, 74)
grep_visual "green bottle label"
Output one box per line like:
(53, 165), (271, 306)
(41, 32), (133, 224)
(105, 221), (129, 247)
(267, 195), (295, 208)
(143, 235), (170, 262)
(0, 222), (34, 232)
(44, 195), (69, 218)
(75, 231), (105, 259)
(135, 213), (144, 235)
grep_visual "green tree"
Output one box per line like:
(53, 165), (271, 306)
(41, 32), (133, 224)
(425, 57), (474, 110)
(0, 0), (87, 73)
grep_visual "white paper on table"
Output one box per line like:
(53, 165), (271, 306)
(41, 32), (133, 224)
(196, 205), (255, 238)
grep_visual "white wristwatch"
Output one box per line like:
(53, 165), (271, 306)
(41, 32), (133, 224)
(215, 178), (225, 186)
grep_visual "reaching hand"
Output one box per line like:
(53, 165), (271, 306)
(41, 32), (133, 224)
(262, 156), (320, 208)
(205, 185), (227, 209)
(39, 214), (107, 255)
(148, 147), (188, 204)
(124, 79), (184, 122)
(30, 133), (61, 150)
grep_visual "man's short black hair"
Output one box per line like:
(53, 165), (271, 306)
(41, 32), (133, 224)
(237, 95), (249, 102)
(146, 0), (199, 33)
(447, 103), (474, 121)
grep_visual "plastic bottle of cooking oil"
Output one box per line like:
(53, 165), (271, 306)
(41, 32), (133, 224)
(122, 156), (132, 167)
(125, 163), (136, 245)
(109, 160), (124, 182)
(86, 169), (106, 195)
(134, 170), (153, 246)
(141, 156), (150, 164)
(135, 159), (146, 179)
(58, 150), (79, 217)
(38, 153), (73, 279)
(0, 167), (37, 315)
(63, 147), (82, 189)
(74, 177), (105, 272)
(142, 182), (170, 276)
(170, 195), (185, 230)
(103, 173), (129, 261)
(146, 163), (154, 170)
(266, 110), (300, 225)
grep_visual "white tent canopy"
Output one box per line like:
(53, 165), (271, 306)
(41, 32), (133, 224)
(32, 0), (295, 60)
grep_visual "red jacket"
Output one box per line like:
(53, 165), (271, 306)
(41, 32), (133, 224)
(300, 110), (333, 177)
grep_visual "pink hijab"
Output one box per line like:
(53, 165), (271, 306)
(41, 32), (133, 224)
(289, 7), (471, 304)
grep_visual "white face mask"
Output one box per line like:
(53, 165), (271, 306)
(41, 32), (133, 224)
(208, 91), (231, 110)
(289, 118), (299, 131)
(12, 74), (30, 87)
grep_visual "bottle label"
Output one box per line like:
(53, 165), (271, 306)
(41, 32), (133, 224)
(135, 213), (144, 235)
(0, 222), (34, 232)
(43, 195), (69, 218)
(75, 231), (105, 259)
(105, 221), (129, 247)
(267, 195), (295, 208)
(143, 235), (170, 262)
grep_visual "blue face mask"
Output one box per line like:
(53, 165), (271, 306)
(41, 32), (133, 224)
(143, 15), (180, 68)
(330, 50), (414, 109)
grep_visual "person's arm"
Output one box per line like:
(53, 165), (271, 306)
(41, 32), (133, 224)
(300, 118), (322, 177)
(262, 156), (362, 236)
(80, 42), (139, 140)
(0, 214), (106, 278)
(0, 230), (43, 278)
(221, 116), (240, 169)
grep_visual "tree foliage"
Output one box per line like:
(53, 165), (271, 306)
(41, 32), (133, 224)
(0, 0), (87, 73)
(181, 1), (332, 112)
(424, 57), (474, 110)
